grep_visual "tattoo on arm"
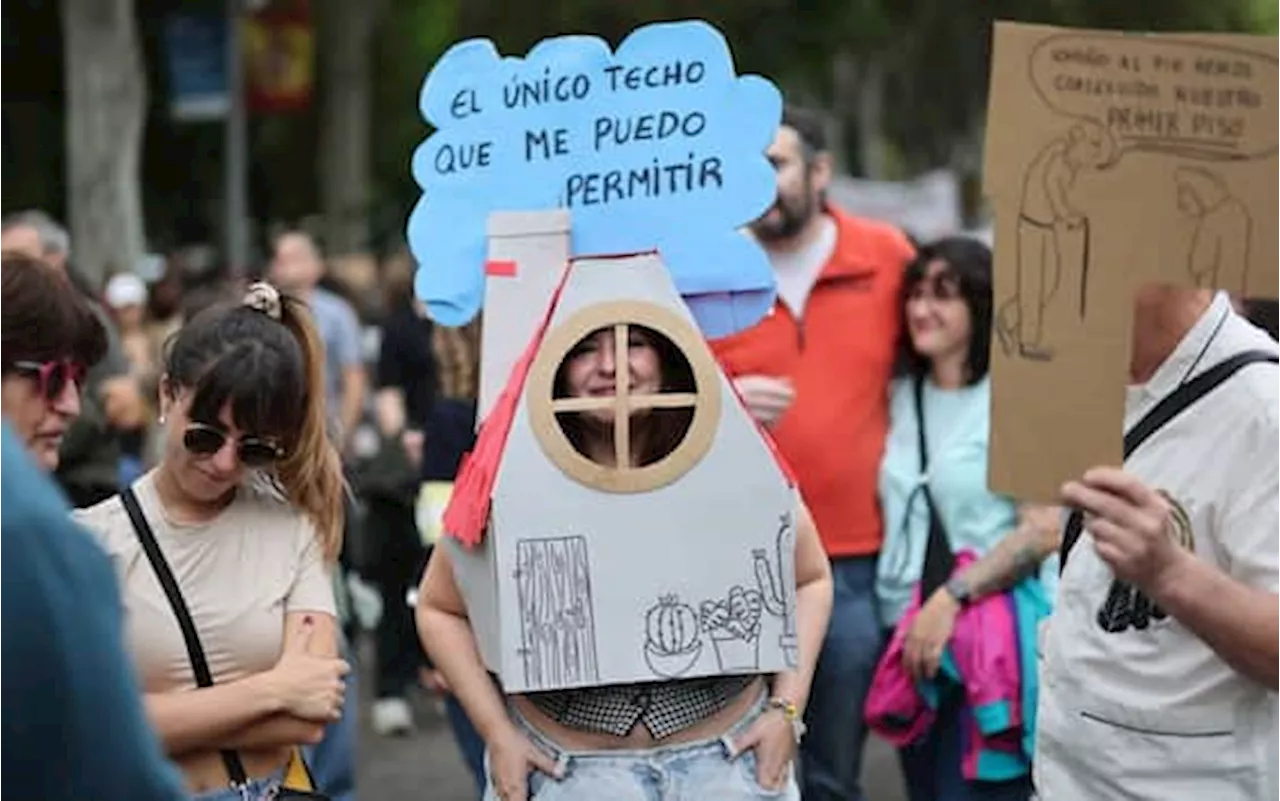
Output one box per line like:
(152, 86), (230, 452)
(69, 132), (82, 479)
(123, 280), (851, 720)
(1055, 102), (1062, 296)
(955, 506), (1062, 601)
(1009, 545), (1045, 587)
(966, 543), (1049, 598)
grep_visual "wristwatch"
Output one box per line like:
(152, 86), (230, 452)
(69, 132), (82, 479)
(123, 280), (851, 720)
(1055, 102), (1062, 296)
(943, 575), (974, 608)
(767, 696), (807, 744)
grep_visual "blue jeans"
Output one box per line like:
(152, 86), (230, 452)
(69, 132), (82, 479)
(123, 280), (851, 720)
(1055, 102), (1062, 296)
(447, 693), (488, 797)
(191, 769), (283, 801)
(305, 634), (358, 801)
(898, 684), (1032, 801)
(483, 689), (799, 800)
(799, 555), (884, 801)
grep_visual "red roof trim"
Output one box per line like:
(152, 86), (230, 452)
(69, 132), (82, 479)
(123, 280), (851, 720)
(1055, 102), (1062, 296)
(441, 261), (574, 548)
(715, 355), (799, 488)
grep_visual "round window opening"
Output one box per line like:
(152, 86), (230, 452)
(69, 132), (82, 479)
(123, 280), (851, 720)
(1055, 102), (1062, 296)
(526, 301), (722, 494)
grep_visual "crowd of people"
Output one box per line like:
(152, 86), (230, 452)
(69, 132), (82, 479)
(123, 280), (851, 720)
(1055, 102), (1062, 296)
(0, 213), (487, 799)
(2, 102), (1277, 801)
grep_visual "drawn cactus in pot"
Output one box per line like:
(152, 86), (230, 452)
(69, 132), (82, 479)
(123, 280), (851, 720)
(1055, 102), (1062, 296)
(643, 594), (703, 678)
(700, 586), (765, 671)
(753, 512), (798, 666)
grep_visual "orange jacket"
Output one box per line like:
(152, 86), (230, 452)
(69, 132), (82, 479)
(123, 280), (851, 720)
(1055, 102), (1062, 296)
(711, 208), (913, 558)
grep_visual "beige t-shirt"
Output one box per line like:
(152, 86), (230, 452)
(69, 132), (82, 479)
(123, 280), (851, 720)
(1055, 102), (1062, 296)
(73, 471), (336, 694)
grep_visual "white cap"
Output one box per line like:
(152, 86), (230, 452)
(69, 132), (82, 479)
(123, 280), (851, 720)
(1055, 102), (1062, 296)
(105, 272), (148, 309)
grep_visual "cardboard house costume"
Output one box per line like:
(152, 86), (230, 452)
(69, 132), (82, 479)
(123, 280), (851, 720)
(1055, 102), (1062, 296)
(407, 20), (798, 694)
(441, 212), (800, 694)
(409, 20), (797, 694)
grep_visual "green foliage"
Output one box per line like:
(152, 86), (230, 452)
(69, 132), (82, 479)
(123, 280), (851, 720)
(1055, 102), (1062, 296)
(368, 0), (461, 248)
(797, 0), (1274, 174)
(1253, 0), (1280, 33)
(360, 0), (1280, 241)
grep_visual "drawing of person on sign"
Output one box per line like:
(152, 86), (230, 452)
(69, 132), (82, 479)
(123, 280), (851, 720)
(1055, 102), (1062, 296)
(1175, 166), (1252, 297)
(997, 120), (1117, 361)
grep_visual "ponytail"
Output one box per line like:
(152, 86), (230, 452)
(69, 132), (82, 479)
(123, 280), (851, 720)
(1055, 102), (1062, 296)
(276, 294), (347, 562)
(169, 281), (347, 562)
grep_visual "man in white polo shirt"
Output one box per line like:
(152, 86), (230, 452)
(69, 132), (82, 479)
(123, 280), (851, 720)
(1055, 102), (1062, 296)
(911, 284), (1277, 800)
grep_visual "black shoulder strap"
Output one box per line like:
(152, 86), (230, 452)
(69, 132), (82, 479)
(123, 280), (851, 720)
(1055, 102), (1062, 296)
(914, 377), (956, 597)
(913, 376), (929, 473)
(121, 488), (249, 788)
(1059, 349), (1278, 572)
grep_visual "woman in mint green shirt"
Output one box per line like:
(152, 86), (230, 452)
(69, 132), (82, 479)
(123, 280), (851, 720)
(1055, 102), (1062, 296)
(875, 237), (1055, 801)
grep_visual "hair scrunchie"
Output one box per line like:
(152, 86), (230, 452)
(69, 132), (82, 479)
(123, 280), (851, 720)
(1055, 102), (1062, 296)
(242, 281), (283, 321)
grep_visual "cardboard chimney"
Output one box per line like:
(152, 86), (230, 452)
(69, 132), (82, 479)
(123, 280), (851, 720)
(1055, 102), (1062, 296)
(445, 211), (799, 694)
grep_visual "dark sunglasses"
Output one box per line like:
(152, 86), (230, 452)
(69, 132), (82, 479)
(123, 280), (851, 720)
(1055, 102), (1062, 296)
(9, 359), (87, 401)
(183, 422), (284, 468)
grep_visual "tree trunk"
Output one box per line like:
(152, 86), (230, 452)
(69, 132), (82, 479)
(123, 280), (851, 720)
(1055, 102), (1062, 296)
(950, 109), (987, 227)
(60, 0), (147, 288)
(852, 55), (886, 180)
(827, 50), (857, 175)
(317, 0), (379, 256)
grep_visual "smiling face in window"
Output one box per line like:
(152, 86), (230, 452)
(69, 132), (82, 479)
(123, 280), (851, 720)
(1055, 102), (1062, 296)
(561, 326), (663, 425)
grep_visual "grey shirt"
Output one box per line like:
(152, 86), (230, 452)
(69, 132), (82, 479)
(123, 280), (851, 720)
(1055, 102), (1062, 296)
(308, 287), (365, 431)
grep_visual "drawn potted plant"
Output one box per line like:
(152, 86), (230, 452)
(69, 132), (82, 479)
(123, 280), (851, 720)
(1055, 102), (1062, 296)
(643, 594), (703, 678)
(700, 586), (764, 671)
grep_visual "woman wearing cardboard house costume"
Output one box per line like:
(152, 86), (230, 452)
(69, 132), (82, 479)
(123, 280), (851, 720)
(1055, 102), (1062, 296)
(417, 317), (834, 801)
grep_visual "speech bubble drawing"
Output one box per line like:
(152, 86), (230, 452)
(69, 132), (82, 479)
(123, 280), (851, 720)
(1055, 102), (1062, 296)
(1029, 33), (1279, 162)
(406, 20), (783, 338)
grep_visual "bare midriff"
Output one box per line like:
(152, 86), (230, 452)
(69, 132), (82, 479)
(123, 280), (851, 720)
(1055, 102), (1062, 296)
(177, 746), (290, 795)
(508, 676), (766, 751)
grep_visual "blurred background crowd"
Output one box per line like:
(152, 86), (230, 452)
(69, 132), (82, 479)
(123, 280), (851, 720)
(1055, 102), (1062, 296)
(3, 1), (1278, 799)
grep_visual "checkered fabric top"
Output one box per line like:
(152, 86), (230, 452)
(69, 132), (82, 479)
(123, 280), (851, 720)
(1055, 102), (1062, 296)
(524, 675), (756, 739)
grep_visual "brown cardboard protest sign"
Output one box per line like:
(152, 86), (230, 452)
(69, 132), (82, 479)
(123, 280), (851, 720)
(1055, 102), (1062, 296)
(983, 22), (1278, 502)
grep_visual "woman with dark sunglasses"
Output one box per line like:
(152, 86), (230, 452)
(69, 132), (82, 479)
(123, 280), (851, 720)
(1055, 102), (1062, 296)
(1, 252), (107, 470)
(73, 282), (351, 800)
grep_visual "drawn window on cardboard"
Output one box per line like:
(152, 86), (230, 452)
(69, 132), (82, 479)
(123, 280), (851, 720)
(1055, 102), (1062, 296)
(526, 300), (722, 494)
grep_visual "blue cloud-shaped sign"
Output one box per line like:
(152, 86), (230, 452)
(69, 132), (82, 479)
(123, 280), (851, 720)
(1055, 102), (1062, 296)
(407, 19), (782, 338)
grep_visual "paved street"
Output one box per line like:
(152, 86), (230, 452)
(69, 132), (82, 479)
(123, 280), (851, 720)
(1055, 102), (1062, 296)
(356, 687), (479, 800)
(355, 648), (908, 800)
